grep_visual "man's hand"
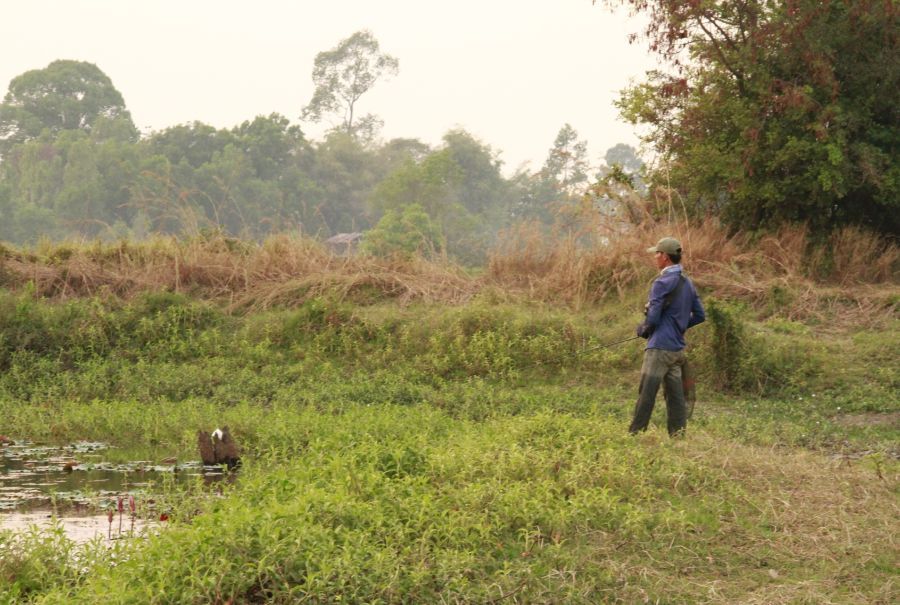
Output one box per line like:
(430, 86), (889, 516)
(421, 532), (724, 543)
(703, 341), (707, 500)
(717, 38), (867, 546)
(636, 322), (653, 339)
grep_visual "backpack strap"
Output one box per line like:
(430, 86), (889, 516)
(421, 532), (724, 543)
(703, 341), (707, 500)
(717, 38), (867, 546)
(662, 274), (686, 310)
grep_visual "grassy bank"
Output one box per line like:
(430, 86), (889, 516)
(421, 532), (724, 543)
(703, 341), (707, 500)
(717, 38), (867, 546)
(6, 407), (896, 604)
(0, 227), (897, 603)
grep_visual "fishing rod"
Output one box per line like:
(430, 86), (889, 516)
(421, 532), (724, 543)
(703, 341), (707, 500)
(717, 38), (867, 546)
(521, 334), (641, 369)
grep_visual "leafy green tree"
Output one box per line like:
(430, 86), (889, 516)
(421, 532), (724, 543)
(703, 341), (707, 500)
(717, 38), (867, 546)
(0, 60), (136, 157)
(306, 130), (388, 235)
(376, 137), (431, 171)
(370, 129), (513, 263)
(134, 116), (318, 238)
(370, 154), (458, 223)
(301, 30), (399, 137)
(510, 170), (558, 225)
(0, 125), (145, 241)
(232, 114), (307, 181)
(440, 130), (514, 223)
(128, 153), (190, 235)
(605, 0), (899, 234)
(361, 203), (443, 257)
(91, 136), (142, 229)
(55, 134), (105, 232)
(232, 114), (321, 235)
(193, 144), (259, 234)
(603, 143), (643, 177)
(0, 134), (65, 241)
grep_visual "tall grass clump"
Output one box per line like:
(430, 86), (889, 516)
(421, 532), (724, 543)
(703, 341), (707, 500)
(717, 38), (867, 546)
(699, 297), (822, 395)
(485, 221), (654, 307)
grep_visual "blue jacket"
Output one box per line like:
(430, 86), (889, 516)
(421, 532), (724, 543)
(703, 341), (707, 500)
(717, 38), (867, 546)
(644, 265), (705, 351)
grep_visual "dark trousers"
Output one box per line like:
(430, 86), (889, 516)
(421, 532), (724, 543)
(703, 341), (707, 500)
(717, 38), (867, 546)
(629, 348), (687, 436)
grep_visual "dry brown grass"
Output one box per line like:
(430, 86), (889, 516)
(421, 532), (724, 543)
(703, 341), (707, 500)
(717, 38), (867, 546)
(486, 220), (899, 322)
(485, 221), (651, 307)
(0, 222), (896, 319)
(0, 234), (478, 311)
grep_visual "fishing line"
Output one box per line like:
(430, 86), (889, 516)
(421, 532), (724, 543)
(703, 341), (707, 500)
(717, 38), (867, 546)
(518, 334), (641, 369)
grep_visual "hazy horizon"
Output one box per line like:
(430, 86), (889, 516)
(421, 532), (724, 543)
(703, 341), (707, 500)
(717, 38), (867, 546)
(1, 0), (657, 173)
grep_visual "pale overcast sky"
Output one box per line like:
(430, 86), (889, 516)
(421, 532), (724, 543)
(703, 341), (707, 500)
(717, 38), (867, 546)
(0, 0), (656, 173)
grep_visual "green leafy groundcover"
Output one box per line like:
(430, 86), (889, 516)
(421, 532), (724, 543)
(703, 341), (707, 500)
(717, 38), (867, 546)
(0, 291), (896, 603)
(21, 409), (738, 603)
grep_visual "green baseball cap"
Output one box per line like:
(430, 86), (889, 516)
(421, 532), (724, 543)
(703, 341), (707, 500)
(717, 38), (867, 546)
(647, 237), (682, 255)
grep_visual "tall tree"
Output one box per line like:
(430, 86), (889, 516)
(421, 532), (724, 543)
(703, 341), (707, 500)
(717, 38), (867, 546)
(309, 130), (384, 235)
(603, 0), (899, 235)
(514, 125), (591, 224)
(604, 143), (643, 176)
(0, 134), (64, 241)
(0, 60), (136, 157)
(145, 122), (237, 169)
(232, 113), (307, 181)
(301, 30), (399, 137)
(542, 124), (590, 196)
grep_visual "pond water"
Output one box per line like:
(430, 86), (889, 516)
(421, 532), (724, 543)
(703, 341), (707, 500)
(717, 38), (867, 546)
(1, 511), (155, 543)
(1, 438), (228, 543)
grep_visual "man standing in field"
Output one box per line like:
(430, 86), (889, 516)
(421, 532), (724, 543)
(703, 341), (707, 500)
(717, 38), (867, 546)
(630, 237), (705, 436)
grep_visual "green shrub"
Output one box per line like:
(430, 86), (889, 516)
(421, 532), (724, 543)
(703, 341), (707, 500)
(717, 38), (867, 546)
(0, 290), (116, 369)
(702, 297), (821, 395)
(361, 203), (443, 257)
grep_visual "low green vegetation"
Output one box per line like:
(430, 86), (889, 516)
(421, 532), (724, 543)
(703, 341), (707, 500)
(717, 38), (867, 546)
(0, 287), (897, 603)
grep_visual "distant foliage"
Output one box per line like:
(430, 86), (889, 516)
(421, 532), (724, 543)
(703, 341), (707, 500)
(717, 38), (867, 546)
(361, 203), (443, 258)
(0, 53), (654, 265)
(369, 130), (516, 263)
(0, 51), (654, 266)
(514, 124), (592, 225)
(0, 77), (522, 264)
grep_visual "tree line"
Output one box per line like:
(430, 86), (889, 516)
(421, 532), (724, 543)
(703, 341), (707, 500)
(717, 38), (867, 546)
(2, 1), (896, 263)
(0, 36), (637, 263)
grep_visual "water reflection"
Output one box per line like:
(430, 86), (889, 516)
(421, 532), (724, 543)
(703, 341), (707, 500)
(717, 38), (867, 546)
(1, 439), (228, 512)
